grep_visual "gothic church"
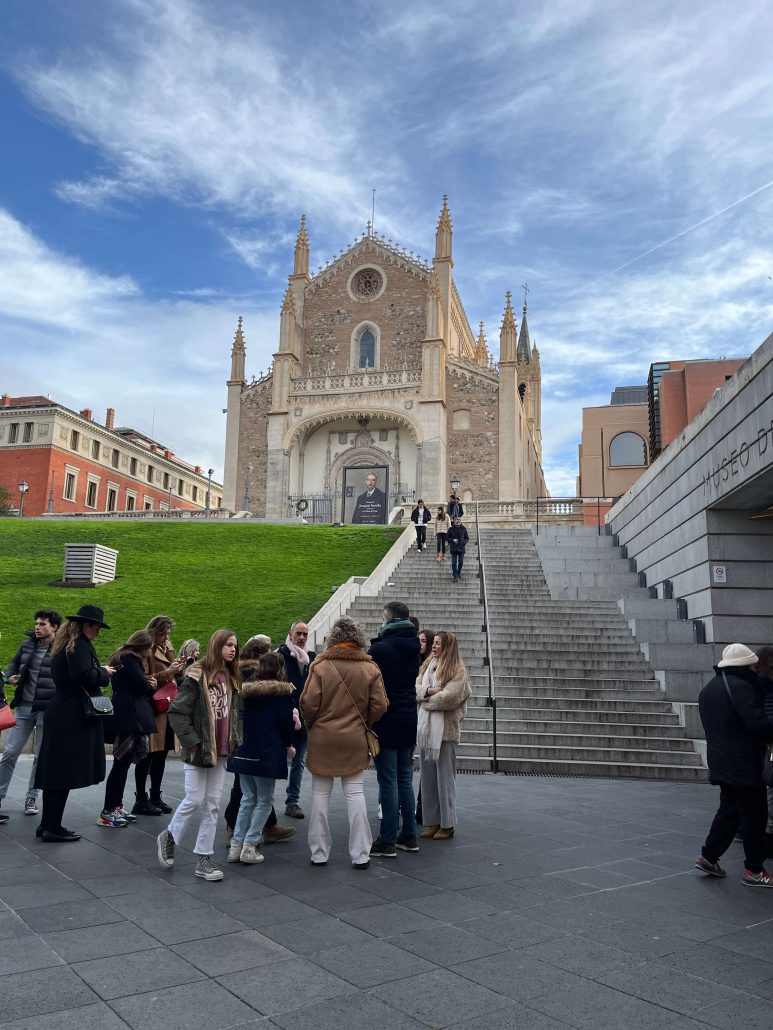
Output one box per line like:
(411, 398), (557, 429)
(222, 197), (545, 519)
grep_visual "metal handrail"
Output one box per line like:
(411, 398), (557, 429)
(474, 501), (498, 773)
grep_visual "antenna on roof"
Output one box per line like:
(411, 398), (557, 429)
(371, 188), (376, 234)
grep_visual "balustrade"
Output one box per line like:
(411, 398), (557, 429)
(290, 366), (421, 396)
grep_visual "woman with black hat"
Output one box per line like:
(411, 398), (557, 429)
(34, 605), (115, 842)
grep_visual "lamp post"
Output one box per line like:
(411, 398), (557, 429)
(18, 480), (29, 518)
(450, 475), (460, 497)
(47, 471), (55, 514)
(205, 468), (214, 516)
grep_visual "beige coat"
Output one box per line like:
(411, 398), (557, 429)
(300, 646), (388, 778)
(416, 664), (471, 742)
(145, 643), (176, 753)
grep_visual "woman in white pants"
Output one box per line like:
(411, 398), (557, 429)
(416, 632), (470, 840)
(156, 629), (240, 881)
(300, 617), (387, 868)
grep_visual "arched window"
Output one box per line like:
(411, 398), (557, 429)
(358, 328), (376, 368)
(518, 382), (526, 401)
(609, 432), (647, 467)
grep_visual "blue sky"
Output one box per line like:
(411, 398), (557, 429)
(2, 0), (772, 494)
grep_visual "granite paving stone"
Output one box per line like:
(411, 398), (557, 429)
(0, 935), (63, 976)
(267, 991), (426, 1030)
(72, 946), (205, 999)
(215, 893), (320, 929)
(42, 920), (162, 962)
(110, 977), (262, 1030)
(105, 891), (248, 944)
(170, 929), (294, 976)
(284, 882), (386, 914)
(389, 922), (510, 965)
(0, 881), (93, 909)
(400, 889), (499, 924)
(0, 965), (101, 1023)
(18, 898), (125, 933)
(339, 900), (442, 937)
(309, 937), (437, 988)
(657, 941), (773, 991)
(596, 959), (742, 1015)
(527, 977), (683, 1030)
(683, 992), (773, 1029)
(0, 1002), (132, 1029)
(369, 967), (514, 1028)
(216, 955), (358, 1015)
(259, 912), (375, 955)
(518, 933), (639, 977)
(450, 949), (590, 1002)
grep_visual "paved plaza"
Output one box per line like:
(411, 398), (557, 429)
(2, 761), (773, 1029)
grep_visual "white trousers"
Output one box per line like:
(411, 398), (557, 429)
(308, 772), (372, 865)
(168, 759), (227, 857)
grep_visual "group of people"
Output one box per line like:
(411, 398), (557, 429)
(0, 601), (471, 881)
(411, 493), (470, 581)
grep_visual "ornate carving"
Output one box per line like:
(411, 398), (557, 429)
(351, 267), (383, 300)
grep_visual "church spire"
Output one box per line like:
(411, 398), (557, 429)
(475, 321), (488, 367)
(293, 214), (310, 277)
(499, 291), (517, 364)
(434, 194), (453, 261)
(517, 299), (531, 364)
(229, 315), (246, 383)
(425, 265), (444, 340)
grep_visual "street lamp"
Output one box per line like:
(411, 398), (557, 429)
(450, 475), (460, 496)
(205, 468), (214, 516)
(18, 480), (29, 518)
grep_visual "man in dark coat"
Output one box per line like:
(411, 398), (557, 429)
(277, 621), (316, 818)
(368, 600), (421, 856)
(696, 643), (773, 886)
(0, 609), (61, 823)
(351, 472), (387, 524)
(447, 517), (469, 582)
(410, 500), (430, 552)
(447, 495), (464, 520)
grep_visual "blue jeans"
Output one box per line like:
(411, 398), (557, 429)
(374, 746), (416, 844)
(0, 706), (44, 801)
(451, 551), (464, 578)
(285, 730), (307, 806)
(234, 775), (276, 846)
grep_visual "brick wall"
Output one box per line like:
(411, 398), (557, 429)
(445, 366), (499, 498)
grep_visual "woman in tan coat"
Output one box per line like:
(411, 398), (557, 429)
(133, 615), (186, 815)
(416, 631), (470, 840)
(300, 617), (387, 868)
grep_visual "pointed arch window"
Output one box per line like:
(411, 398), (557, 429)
(518, 382), (527, 402)
(358, 328), (376, 368)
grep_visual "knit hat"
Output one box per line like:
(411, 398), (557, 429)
(717, 643), (758, 668)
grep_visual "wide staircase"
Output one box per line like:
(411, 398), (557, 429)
(343, 528), (706, 781)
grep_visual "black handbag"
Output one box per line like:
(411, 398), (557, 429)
(83, 689), (114, 720)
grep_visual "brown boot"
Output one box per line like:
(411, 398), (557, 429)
(263, 824), (297, 844)
(420, 825), (440, 838)
(434, 827), (455, 839)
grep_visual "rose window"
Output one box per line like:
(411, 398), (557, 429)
(351, 267), (383, 300)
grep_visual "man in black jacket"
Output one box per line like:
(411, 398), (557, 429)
(0, 609), (61, 823)
(447, 517), (469, 582)
(368, 600), (421, 857)
(277, 621), (316, 818)
(695, 643), (773, 887)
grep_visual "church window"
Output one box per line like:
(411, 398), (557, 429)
(453, 409), (471, 431)
(351, 267), (383, 301)
(358, 328), (376, 368)
(518, 383), (526, 402)
(609, 432), (647, 467)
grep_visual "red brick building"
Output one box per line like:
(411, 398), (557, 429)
(0, 395), (222, 516)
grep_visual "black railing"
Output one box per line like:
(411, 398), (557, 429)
(474, 501), (498, 773)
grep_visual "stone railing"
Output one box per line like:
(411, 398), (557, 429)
(389, 498), (611, 529)
(290, 366), (421, 396)
(40, 508), (231, 520)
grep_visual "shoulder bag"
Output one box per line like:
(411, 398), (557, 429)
(0, 703), (16, 731)
(722, 671), (773, 787)
(82, 688), (114, 720)
(331, 666), (380, 758)
(153, 682), (178, 714)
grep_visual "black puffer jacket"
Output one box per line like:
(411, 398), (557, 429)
(227, 670), (295, 780)
(369, 621), (420, 749)
(699, 666), (773, 787)
(5, 632), (56, 712)
(110, 653), (156, 737)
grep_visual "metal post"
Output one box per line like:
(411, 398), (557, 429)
(18, 480), (29, 518)
(47, 471), (55, 514)
(536, 495), (539, 535)
(205, 468), (214, 516)
(597, 496), (601, 535)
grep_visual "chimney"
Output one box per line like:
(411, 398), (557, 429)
(80, 408), (93, 420)
(164, 449), (173, 459)
(195, 465), (202, 475)
(1, 394), (11, 407)
(105, 407), (115, 431)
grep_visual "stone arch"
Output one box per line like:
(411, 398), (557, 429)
(349, 320), (381, 369)
(283, 406), (422, 453)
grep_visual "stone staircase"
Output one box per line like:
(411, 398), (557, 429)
(480, 529), (706, 781)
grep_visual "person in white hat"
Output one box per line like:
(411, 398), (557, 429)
(695, 643), (773, 887)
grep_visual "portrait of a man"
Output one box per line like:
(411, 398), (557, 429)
(346, 467), (388, 524)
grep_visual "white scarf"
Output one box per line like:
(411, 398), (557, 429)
(285, 635), (310, 667)
(416, 659), (445, 762)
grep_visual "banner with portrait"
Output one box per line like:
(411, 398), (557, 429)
(344, 465), (389, 525)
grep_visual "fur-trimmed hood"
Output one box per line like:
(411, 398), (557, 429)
(240, 676), (294, 699)
(316, 646), (374, 663)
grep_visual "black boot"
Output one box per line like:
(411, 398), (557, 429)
(132, 793), (162, 816)
(150, 793), (172, 814)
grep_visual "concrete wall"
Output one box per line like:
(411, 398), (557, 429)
(609, 332), (773, 650)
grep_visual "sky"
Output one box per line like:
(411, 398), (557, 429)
(1, 0), (772, 495)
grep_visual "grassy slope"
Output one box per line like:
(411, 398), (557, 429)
(0, 520), (400, 683)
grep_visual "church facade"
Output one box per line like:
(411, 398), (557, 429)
(222, 198), (546, 520)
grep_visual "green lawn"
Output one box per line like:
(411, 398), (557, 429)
(0, 520), (400, 688)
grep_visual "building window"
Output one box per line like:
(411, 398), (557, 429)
(177, 478), (184, 495)
(163, 471), (170, 489)
(70, 429), (79, 451)
(126, 492), (136, 511)
(63, 472), (77, 501)
(358, 327), (376, 368)
(111, 448), (119, 468)
(609, 432), (647, 467)
(147, 465), (155, 484)
(144, 497), (153, 511)
(192, 485), (198, 502)
(85, 480), (98, 508)
(91, 439), (100, 460)
(8, 423), (19, 443)
(129, 457), (137, 476)
(107, 486), (118, 512)
(23, 422), (34, 443)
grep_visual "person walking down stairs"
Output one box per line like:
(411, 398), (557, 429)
(411, 500), (430, 552)
(446, 517), (469, 582)
(434, 506), (448, 561)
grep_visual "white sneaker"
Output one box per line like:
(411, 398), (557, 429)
(157, 829), (175, 868)
(194, 854), (224, 880)
(24, 796), (39, 816)
(240, 844), (264, 864)
(227, 842), (243, 863)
